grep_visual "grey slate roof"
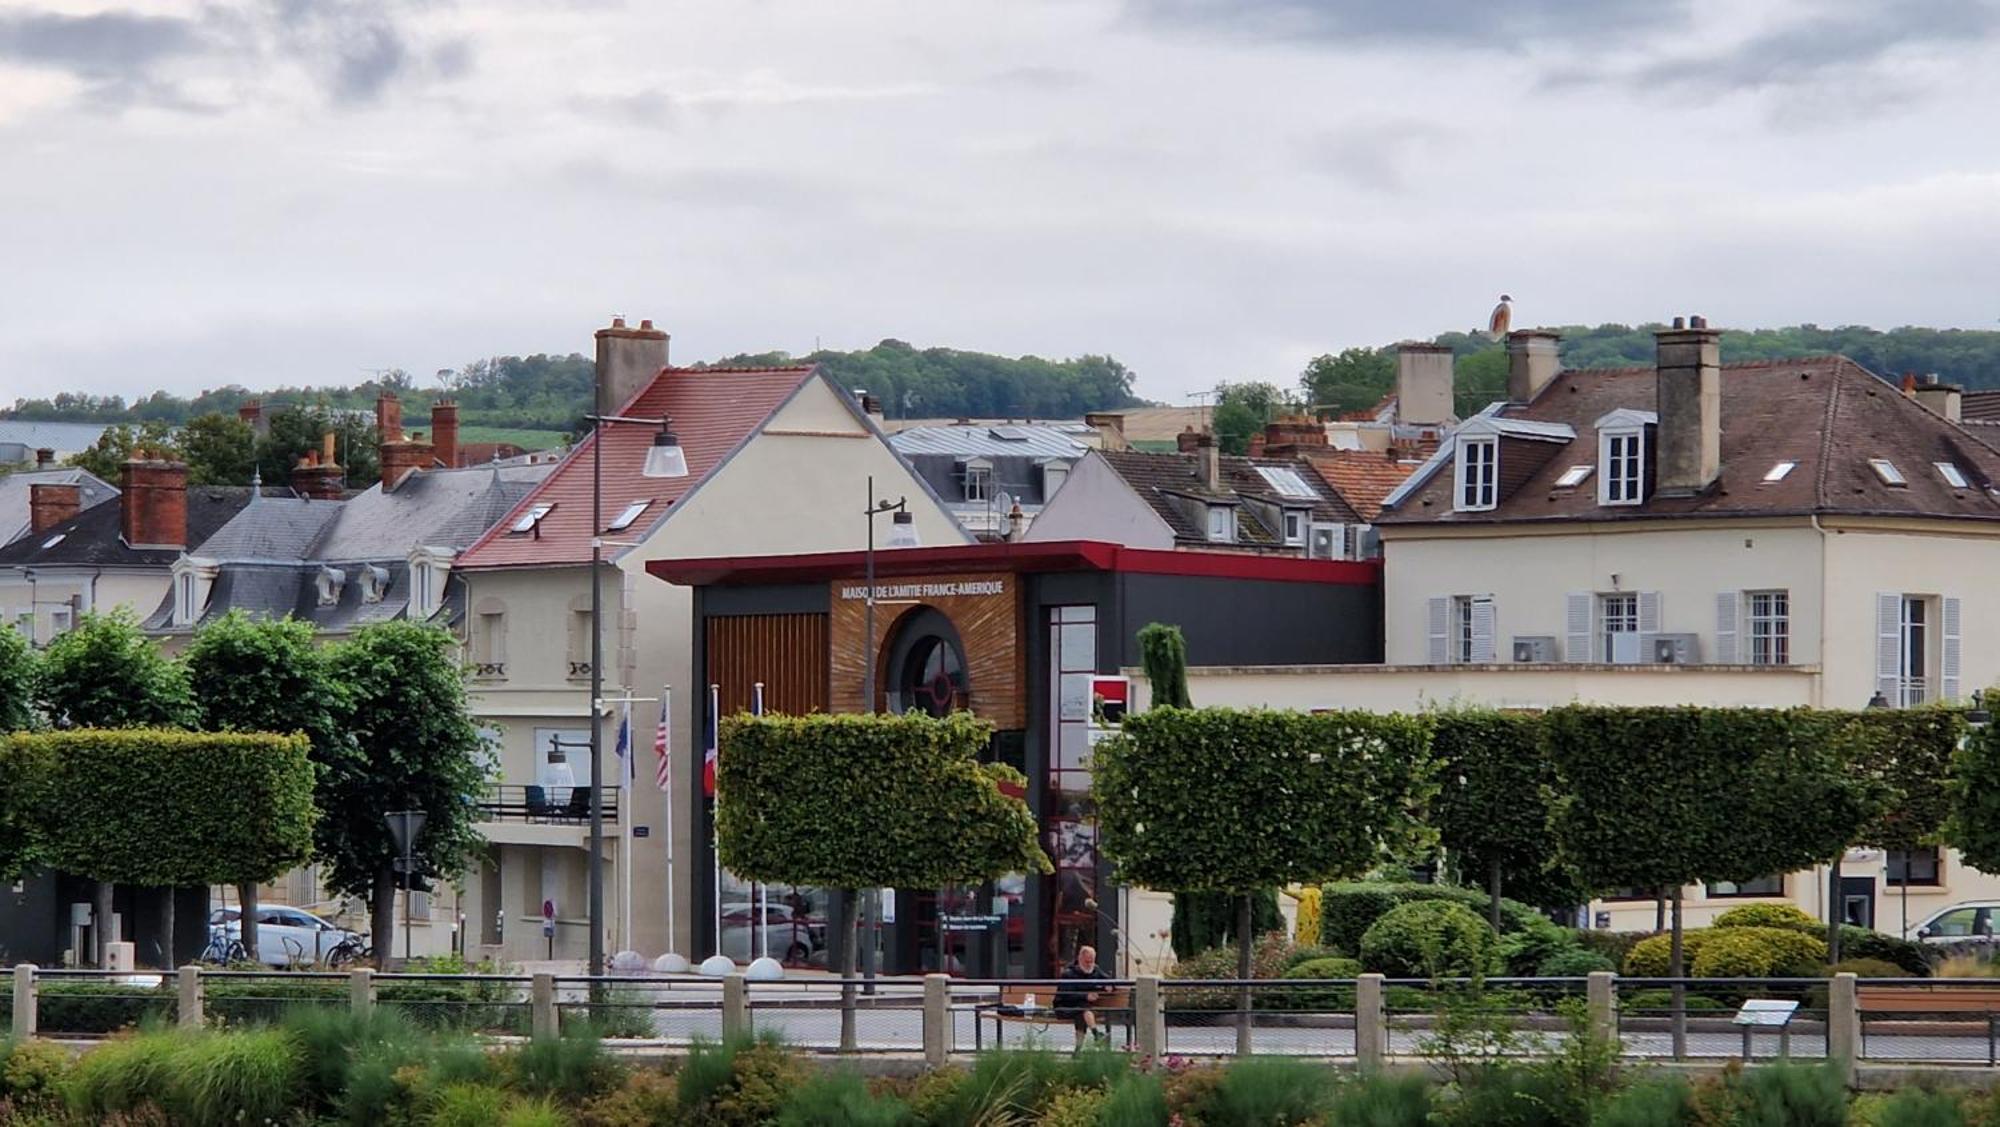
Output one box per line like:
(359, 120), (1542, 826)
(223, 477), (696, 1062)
(314, 463), (548, 561)
(0, 485), (275, 567)
(889, 422), (1093, 460)
(0, 468), (117, 546)
(0, 421), (115, 456)
(905, 453), (1052, 507)
(191, 497), (344, 562)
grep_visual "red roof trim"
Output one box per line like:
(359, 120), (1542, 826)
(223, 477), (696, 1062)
(645, 539), (1381, 588)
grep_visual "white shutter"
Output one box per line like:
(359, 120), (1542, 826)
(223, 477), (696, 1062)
(1638, 591), (1662, 658)
(1714, 592), (1739, 664)
(1565, 593), (1592, 662)
(1427, 597), (1450, 664)
(1877, 593), (1901, 703)
(1470, 596), (1496, 663)
(1943, 596), (1963, 702)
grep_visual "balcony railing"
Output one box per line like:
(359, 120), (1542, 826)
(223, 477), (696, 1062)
(471, 662), (507, 679)
(476, 784), (618, 824)
(567, 660), (593, 680)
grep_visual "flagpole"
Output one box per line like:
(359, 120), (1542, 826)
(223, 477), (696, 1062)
(709, 682), (722, 957)
(661, 686), (676, 960)
(752, 681), (766, 962)
(620, 700), (633, 955)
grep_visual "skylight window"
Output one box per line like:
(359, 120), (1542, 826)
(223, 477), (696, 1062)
(1869, 459), (1907, 486)
(608, 499), (651, 531)
(1936, 462), (1969, 489)
(40, 533), (64, 549)
(1763, 461), (1797, 483)
(1254, 465), (1318, 499)
(511, 503), (555, 533)
(1554, 465), (1594, 489)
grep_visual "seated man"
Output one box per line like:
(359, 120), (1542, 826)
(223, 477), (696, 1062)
(1053, 944), (1112, 1045)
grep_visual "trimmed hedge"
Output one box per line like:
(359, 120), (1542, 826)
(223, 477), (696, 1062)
(1272, 957), (1362, 1012)
(1624, 931), (1716, 978)
(1536, 948), (1617, 977)
(17, 978), (524, 1036)
(1712, 903), (1821, 933)
(1320, 882), (1545, 952)
(1690, 927), (1828, 978)
(1358, 900), (1498, 978)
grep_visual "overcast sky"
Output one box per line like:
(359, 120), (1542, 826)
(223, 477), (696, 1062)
(3, 0), (1999, 406)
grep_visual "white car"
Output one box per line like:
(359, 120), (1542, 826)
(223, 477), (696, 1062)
(1913, 901), (2000, 945)
(719, 902), (825, 965)
(212, 907), (365, 967)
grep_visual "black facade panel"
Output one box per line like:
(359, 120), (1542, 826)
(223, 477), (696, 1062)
(1114, 573), (1382, 668)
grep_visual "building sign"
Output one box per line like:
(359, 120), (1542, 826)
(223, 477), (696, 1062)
(839, 579), (1006, 601)
(939, 913), (1006, 932)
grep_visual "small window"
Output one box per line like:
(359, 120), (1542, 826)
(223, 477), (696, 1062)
(1870, 458), (1907, 486)
(1456, 437), (1498, 511)
(1706, 874), (1784, 898)
(1554, 465), (1593, 489)
(607, 499), (650, 531)
(1254, 465), (1318, 499)
(1746, 590), (1789, 666)
(1763, 461), (1797, 483)
(1282, 511), (1305, 545)
(1206, 505), (1234, 542)
(40, 533), (64, 550)
(511, 503), (555, 533)
(1600, 430), (1644, 505)
(1887, 846), (1941, 888)
(1936, 462), (1969, 489)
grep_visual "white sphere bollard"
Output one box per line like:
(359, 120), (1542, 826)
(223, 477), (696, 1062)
(698, 954), (735, 977)
(609, 950), (646, 974)
(745, 956), (785, 981)
(653, 952), (692, 974)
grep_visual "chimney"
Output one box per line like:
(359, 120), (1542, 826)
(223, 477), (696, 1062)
(1084, 412), (1127, 451)
(1506, 330), (1563, 403)
(30, 483), (80, 534)
(1913, 373), (1963, 423)
(291, 449), (345, 501)
(1176, 426), (1203, 453)
(1395, 341), (1456, 425)
(850, 388), (885, 423)
(431, 400), (460, 468)
(120, 456), (189, 550)
(1654, 315), (1723, 496)
(1247, 432), (1267, 457)
(1260, 416), (1327, 457)
(594, 315), (670, 414)
(376, 392), (402, 442)
(1195, 431), (1219, 491)
(1006, 501), (1026, 542)
(238, 399), (262, 427)
(34, 447), (54, 468)
(381, 431), (434, 492)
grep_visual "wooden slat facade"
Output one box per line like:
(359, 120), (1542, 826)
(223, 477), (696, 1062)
(706, 613), (830, 716)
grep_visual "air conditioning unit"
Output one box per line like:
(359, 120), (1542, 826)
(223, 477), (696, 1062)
(1653, 634), (1701, 664)
(1307, 524), (1343, 560)
(1512, 636), (1557, 663)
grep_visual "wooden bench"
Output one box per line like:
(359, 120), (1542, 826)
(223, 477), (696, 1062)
(1857, 985), (2000, 1065)
(975, 985), (1134, 1051)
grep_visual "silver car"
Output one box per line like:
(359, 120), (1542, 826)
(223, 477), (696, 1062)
(1913, 901), (2000, 945)
(211, 906), (364, 967)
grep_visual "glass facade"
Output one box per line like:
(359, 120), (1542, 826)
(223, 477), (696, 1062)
(1046, 605), (1101, 975)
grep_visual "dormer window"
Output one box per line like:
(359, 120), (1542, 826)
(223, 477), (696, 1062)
(1870, 458), (1907, 486)
(170, 556), (217, 628)
(1455, 437), (1498, 511)
(359, 564), (390, 604)
(1282, 510), (1306, 546)
(315, 566), (346, 607)
(173, 571), (197, 627)
(407, 546), (455, 620)
(1937, 462), (1969, 489)
(961, 458), (992, 502)
(1600, 430), (1644, 505)
(1042, 460), (1070, 497)
(1206, 504), (1235, 542)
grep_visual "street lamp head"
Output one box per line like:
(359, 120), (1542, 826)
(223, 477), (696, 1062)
(1970, 690), (1992, 728)
(643, 420), (689, 478)
(1866, 691), (1892, 710)
(886, 509), (920, 548)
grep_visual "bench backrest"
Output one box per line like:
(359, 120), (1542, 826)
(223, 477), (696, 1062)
(999, 985), (1132, 1010)
(1858, 986), (2000, 1013)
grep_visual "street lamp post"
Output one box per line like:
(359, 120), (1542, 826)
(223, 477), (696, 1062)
(585, 395), (688, 979)
(856, 477), (918, 992)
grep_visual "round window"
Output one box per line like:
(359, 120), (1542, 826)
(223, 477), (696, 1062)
(899, 635), (965, 718)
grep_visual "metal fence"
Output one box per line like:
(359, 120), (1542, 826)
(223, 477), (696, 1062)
(13, 964), (2000, 1072)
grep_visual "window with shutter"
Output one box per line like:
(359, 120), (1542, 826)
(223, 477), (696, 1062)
(1746, 591), (1789, 665)
(1714, 592), (1739, 664)
(1943, 595), (1963, 702)
(1427, 597), (1449, 664)
(1876, 592), (1901, 703)
(1565, 593), (1592, 662)
(1469, 596), (1496, 663)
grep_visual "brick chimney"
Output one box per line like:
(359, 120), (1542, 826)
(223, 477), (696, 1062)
(120, 456), (189, 550)
(34, 447), (54, 468)
(1247, 432), (1267, 457)
(30, 483), (80, 534)
(431, 400), (460, 468)
(376, 392), (402, 442)
(1914, 373), (1962, 423)
(1506, 329), (1562, 404)
(594, 316), (670, 414)
(1655, 315), (1723, 496)
(237, 399), (261, 426)
(1395, 341), (1455, 425)
(291, 448), (344, 501)
(1084, 412), (1128, 451)
(1176, 426), (1203, 453)
(1195, 431), (1219, 491)
(1260, 416), (1327, 457)
(381, 430), (434, 492)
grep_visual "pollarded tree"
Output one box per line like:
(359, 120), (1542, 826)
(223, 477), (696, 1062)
(0, 625), (36, 732)
(0, 735), (54, 881)
(20, 729), (314, 966)
(719, 710), (1050, 1050)
(184, 611), (354, 962)
(1840, 709), (1963, 958)
(1095, 707), (1435, 1053)
(324, 622), (495, 968)
(1946, 711), (2000, 890)
(1431, 709), (1580, 925)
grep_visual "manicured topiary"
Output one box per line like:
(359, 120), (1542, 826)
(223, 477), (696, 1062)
(1359, 900), (1498, 979)
(1536, 948), (1617, 977)
(1286, 956), (1362, 979)
(1689, 926), (1827, 979)
(1838, 927), (1931, 976)
(1624, 931), (1717, 978)
(1712, 903), (1821, 934)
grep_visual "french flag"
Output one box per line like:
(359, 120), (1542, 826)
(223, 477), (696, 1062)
(702, 683), (719, 798)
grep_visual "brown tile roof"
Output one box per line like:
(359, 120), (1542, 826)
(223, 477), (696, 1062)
(1298, 448), (1424, 521)
(1380, 356), (2000, 525)
(1963, 389), (2000, 424)
(457, 366), (820, 568)
(1097, 449), (1359, 548)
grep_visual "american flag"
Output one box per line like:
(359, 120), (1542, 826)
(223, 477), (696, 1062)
(653, 688), (671, 792)
(702, 683), (719, 798)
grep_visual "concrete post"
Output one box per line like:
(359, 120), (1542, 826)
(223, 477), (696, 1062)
(1134, 976), (1164, 1062)
(177, 965), (204, 1029)
(11, 964), (35, 1039)
(531, 973), (557, 1041)
(1587, 971), (1617, 1045)
(722, 973), (749, 1040)
(1356, 973), (1386, 1072)
(922, 974), (950, 1066)
(1827, 972), (1859, 1084)
(349, 968), (375, 1013)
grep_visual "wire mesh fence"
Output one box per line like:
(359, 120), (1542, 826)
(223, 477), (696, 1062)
(747, 978), (927, 1053)
(1853, 976), (2000, 1065)
(23, 970), (179, 1037)
(1615, 977), (1829, 1062)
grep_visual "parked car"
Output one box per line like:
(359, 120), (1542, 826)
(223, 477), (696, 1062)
(210, 907), (365, 968)
(719, 901), (825, 964)
(1913, 901), (2000, 944)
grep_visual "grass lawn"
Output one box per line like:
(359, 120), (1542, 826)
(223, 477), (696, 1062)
(456, 425), (568, 452)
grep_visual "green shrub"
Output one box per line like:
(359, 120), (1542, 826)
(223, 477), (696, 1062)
(1622, 989), (1729, 1013)
(1538, 949), (1618, 977)
(559, 986), (658, 1040)
(1689, 926), (1828, 978)
(1097, 1071), (1168, 1127)
(1284, 943), (1347, 969)
(1322, 883), (1403, 952)
(1360, 900), (1499, 978)
(926, 1045), (1074, 1126)
(508, 1028), (619, 1103)
(1497, 915), (1587, 977)
(1327, 1072), (1433, 1126)
(162, 1029), (304, 1127)
(1206, 1057), (1337, 1125)
(1840, 927), (1932, 976)
(1166, 931), (1295, 1011)
(280, 1003), (420, 1112)
(429, 1080), (512, 1127)
(1576, 930), (1650, 971)
(1861, 1087), (1969, 1127)
(1271, 956), (1361, 1012)
(1161, 1064), (1227, 1122)
(579, 1067), (680, 1127)
(337, 1040), (422, 1127)
(1726, 1064), (1847, 1126)
(1713, 903), (1822, 933)
(1435, 1064), (1574, 1127)
(1592, 1074), (1694, 1126)
(1624, 931), (1715, 977)
(1831, 958), (1910, 979)
(1038, 1085), (1107, 1127)
(677, 1034), (807, 1127)
(0, 1039), (70, 1102)
(503, 1096), (573, 1127)
(775, 1068), (913, 1127)
(65, 1028), (194, 1119)
(33, 980), (175, 1036)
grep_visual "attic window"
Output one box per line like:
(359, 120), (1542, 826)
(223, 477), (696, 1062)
(511, 503), (554, 533)
(40, 533), (64, 549)
(1254, 465), (1318, 499)
(1455, 436), (1498, 512)
(607, 499), (651, 531)
(1554, 465), (1593, 489)
(1598, 428), (1644, 506)
(315, 567), (346, 607)
(359, 564), (389, 604)
(1763, 461), (1797, 483)
(1936, 462), (1969, 489)
(1869, 458), (1908, 486)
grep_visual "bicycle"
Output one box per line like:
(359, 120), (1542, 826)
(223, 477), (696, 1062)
(327, 933), (372, 968)
(200, 924), (246, 966)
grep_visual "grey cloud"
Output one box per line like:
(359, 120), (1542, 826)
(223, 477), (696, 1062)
(265, 0), (431, 105)
(1300, 119), (1455, 194)
(0, 10), (205, 76)
(1124, 0), (1687, 49)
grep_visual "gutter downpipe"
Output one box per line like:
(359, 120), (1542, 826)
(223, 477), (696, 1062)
(1811, 512), (1832, 936)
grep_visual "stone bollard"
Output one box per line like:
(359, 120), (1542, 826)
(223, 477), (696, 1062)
(531, 973), (557, 1041)
(922, 974), (950, 1067)
(177, 965), (204, 1029)
(1827, 972), (1859, 1085)
(11, 964), (35, 1039)
(1587, 971), (1618, 1045)
(722, 973), (749, 1041)
(350, 967), (375, 1014)
(1134, 976), (1164, 1062)
(1355, 973), (1386, 1073)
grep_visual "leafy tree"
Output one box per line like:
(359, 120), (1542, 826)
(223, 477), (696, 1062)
(1299, 348), (1394, 417)
(1095, 707), (1434, 1052)
(63, 421), (180, 481)
(0, 625), (37, 732)
(17, 729), (314, 966)
(1946, 715), (2000, 893)
(1170, 889), (1283, 960)
(1431, 710), (1580, 922)
(0, 735), (54, 880)
(324, 622), (495, 968)
(184, 612), (353, 961)
(1138, 622), (1191, 710)
(1210, 381), (1298, 454)
(718, 711), (1049, 1049)
(178, 412), (257, 486)
(255, 406), (380, 490)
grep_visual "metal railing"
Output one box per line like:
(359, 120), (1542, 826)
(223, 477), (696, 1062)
(474, 784), (618, 824)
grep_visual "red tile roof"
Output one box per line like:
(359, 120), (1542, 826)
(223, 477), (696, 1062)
(1298, 448), (1424, 521)
(457, 366), (820, 569)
